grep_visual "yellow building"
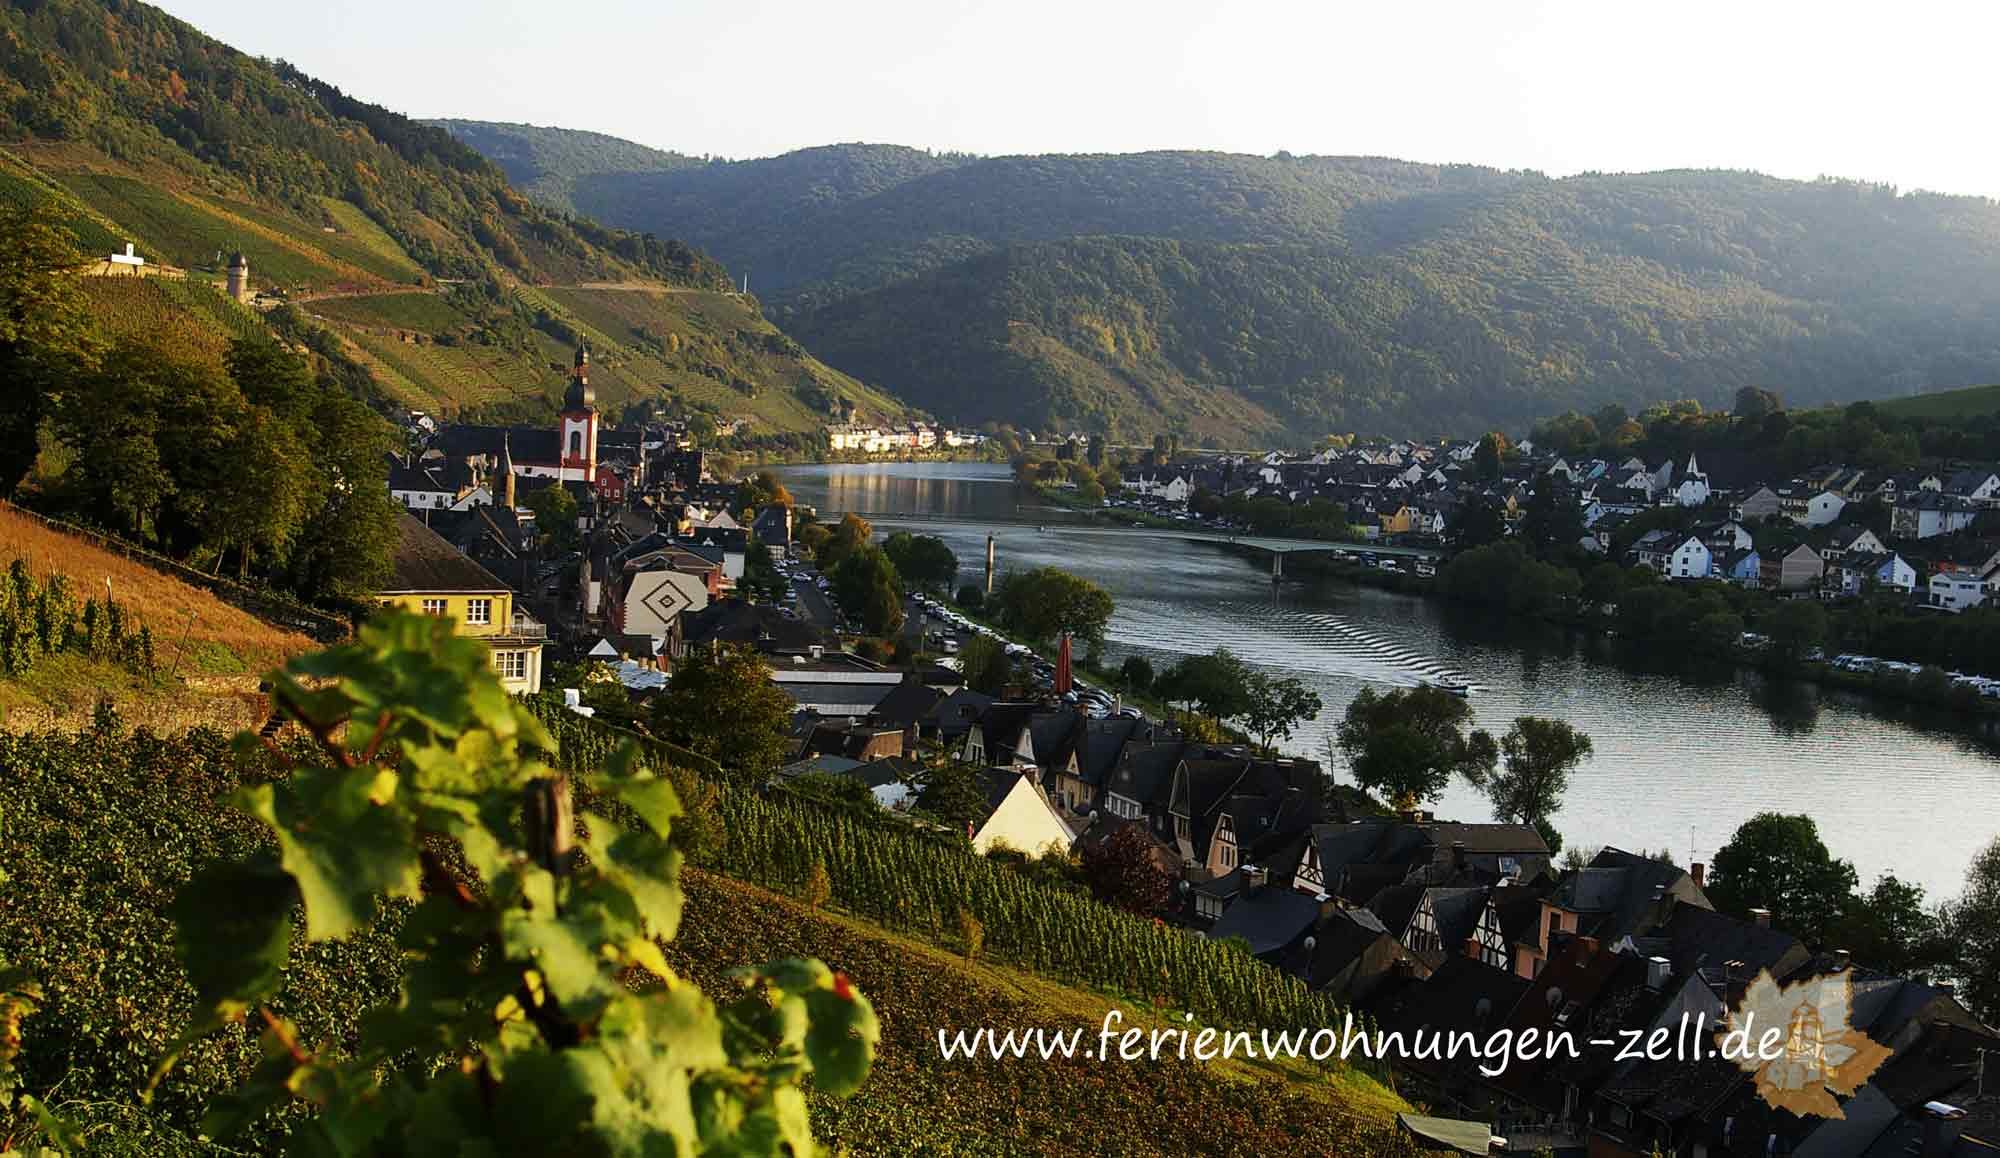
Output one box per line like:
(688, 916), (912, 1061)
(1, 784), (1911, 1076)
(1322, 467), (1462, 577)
(381, 514), (545, 694)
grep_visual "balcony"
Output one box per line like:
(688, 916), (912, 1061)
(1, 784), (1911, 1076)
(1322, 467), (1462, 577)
(497, 612), (547, 641)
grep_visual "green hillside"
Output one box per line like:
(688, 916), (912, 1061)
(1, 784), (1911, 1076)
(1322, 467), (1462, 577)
(1876, 382), (2000, 420)
(431, 119), (702, 212)
(0, 1), (901, 433)
(453, 126), (2000, 441)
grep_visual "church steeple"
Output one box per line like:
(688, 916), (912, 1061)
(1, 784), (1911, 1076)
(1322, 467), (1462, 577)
(500, 431), (517, 510)
(563, 344), (594, 412)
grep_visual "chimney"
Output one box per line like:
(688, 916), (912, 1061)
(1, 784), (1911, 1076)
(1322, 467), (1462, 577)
(809, 644), (824, 661)
(1749, 908), (1772, 929)
(1646, 956), (1671, 991)
(1398, 808), (1419, 825)
(1690, 862), (1705, 888)
(1575, 936), (1598, 965)
(1832, 949), (1851, 972)
(1242, 864), (1268, 890)
(1464, 936), (1482, 961)
(1920, 1102), (1967, 1158)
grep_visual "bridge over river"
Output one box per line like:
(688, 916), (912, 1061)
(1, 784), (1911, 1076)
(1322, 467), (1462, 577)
(849, 510), (1441, 577)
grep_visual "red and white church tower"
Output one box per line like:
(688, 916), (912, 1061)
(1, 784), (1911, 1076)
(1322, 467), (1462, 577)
(558, 345), (598, 483)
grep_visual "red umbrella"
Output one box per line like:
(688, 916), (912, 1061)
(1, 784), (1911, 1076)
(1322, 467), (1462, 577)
(1055, 633), (1073, 696)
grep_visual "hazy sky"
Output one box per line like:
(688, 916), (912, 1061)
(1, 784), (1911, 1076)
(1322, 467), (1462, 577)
(159, 0), (1997, 197)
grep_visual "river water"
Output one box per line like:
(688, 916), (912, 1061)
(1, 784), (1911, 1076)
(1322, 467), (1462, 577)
(776, 462), (2000, 899)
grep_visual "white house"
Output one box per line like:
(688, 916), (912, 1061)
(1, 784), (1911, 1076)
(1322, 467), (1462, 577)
(614, 569), (710, 640)
(1665, 535), (1712, 580)
(1671, 453), (1711, 507)
(1892, 493), (1980, 540)
(1804, 491), (1847, 527)
(1929, 571), (1990, 613)
(971, 770), (1076, 856)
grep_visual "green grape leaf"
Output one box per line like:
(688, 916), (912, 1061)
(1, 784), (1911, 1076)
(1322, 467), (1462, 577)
(169, 853), (297, 1026)
(237, 766), (421, 942)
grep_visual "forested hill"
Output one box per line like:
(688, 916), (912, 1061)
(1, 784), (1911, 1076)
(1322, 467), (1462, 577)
(447, 126), (2000, 443)
(0, 0), (724, 287)
(429, 119), (703, 214)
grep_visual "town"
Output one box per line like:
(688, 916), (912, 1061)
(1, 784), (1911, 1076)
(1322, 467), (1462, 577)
(363, 358), (2000, 1156)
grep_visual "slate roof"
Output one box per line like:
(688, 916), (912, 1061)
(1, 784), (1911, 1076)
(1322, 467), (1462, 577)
(385, 514), (510, 594)
(1278, 907), (1396, 990)
(1208, 886), (1323, 958)
(868, 679), (945, 729)
(681, 602), (822, 650)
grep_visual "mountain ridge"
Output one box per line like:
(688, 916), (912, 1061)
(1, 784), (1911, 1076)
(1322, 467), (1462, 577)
(440, 122), (2000, 442)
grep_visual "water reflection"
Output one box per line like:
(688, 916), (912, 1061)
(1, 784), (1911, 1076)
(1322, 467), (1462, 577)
(776, 463), (2000, 895)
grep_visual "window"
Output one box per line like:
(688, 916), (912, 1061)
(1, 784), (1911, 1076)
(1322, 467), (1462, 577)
(568, 430), (583, 457)
(466, 598), (492, 625)
(1175, 816), (1190, 842)
(1218, 843), (1236, 869)
(493, 650), (526, 681)
(1195, 895), (1223, 920)
(421, 598), (448, 617)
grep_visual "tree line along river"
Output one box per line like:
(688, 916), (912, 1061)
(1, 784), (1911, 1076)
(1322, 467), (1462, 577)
(774, 461), (2000, 899)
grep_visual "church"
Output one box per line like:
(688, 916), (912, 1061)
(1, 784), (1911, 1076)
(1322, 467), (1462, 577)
(431, 345), (649, 498)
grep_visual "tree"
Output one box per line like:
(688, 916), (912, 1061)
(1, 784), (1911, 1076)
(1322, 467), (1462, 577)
(1469, 717), (1593, 827)
(1076, 478), (1105, 505)
(280, 389), (400, 601)
(1734, 386), (1784, 421)
(1474, 432), (1510, 481)
(522, 483), (581, 552)
(1241, 672), (1322, 753)
(1334, 685), (1497, 809)
(1763, 600), (1828, 667)
(1080, 825), (1173, 914)
(881, 532), (957, 592)
(1086, 433), (1105, 469)
(832, 546), (904, 635)
(650, 643), (796, 782)
(912, 762), (989, 835)
(958, 633), (1013, 695)
(797, 520), (831, 559)
(161, 612), (876, 1152)
(1096, 464), (1122, 492)
(803, 860), (833, 909)
(1118, 655), (1154, 693)
(816, 513), (873, 572)
(955, 583), (984, 611)
(0, 203), (97, 496)
(1156, 649), (1253, 724)
(1520, 471), (1584, 559)
(741, 468), (793, 510)
(1939, 836), (2000, 1026)
(1828, 874), (1946, 977)
(1708, 813), (1859, 945)
(992, 567), (1113, 647)
(1453, 494), (1506, 549)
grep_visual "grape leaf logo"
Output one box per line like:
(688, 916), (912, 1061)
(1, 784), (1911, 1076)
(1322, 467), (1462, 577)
(1720, 968), (1892, 1119)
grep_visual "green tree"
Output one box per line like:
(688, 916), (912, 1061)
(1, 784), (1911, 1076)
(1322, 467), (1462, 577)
(522, 482), (581, 552)
(954, 583), (984, 612)
(1829, 874), (1946, 977)
(1468, 717), (1592, 828)
(1241, 672), (1322, 753)
(1334, 685), (1497, 810)
(741, 468), (793, 510)
(1939, 836), (2000, 1026)
(1473, 432), (1510, 480)
(1763, 600), (1828, 667)
(1118, 655), (1154, 693)
(1156, 649), (1253, 724)
(817, 513), (873, 572)
(0, 203), (97, 496)
(992, 567), (1113, 647)
(1453, 494), (1506, 549)
(912, 762), (988, 835)
(1076, 478), (1105, 505)
(881, 532), (957, 592)
(832, 546), (905, 636)
(1707, 813), (1859, 945)
(1520, 471), (1584, 559)
(160, 612), (876, 1152)
(1733, 386), (1784, 420)
(958, 633), (1013, 695)
(650, 643), (797, 782)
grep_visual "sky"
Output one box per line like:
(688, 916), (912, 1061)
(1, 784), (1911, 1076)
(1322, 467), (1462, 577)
(158, 0), (1999, 197)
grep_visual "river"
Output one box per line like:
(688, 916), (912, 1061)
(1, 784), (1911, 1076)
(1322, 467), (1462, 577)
(775, 462), (2000, 899)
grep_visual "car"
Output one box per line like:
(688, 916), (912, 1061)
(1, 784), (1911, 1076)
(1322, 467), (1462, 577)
(1116, 707), (1143, 719)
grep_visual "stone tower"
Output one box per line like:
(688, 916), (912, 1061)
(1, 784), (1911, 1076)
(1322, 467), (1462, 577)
(226, 252), (251, 304)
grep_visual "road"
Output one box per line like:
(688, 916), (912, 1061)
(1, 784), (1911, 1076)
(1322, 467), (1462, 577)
(790, 571), (840, 633)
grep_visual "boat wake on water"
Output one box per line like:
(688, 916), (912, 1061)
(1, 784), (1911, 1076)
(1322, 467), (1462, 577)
(1112, 604), (1479, 691)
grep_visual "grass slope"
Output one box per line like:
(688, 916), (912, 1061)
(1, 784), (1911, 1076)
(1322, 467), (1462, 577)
(0, 505), (316, 728)
(667, 870), (1414, 1156)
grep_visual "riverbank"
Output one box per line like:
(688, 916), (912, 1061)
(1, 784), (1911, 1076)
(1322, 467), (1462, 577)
(1247, 543), (2000, 723)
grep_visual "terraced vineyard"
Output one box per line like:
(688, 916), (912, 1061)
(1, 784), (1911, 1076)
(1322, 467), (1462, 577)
(668, 871), (1416, 1156)
(52, 173), (379, 289)
(78, 279), (265, 368)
